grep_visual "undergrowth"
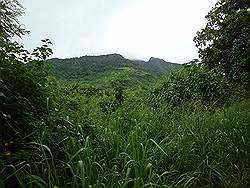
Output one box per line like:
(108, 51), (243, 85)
(1, 84), (249, 187)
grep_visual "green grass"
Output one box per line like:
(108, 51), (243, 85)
(1, 94), (249, 187)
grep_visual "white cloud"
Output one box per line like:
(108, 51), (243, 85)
(19, 0), (217, 63)
(104, 0), (217, 62)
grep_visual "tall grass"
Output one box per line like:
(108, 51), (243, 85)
(1, 92), (249, 187)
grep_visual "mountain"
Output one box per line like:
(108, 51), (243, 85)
(47, 54), (181, 84)
(133, 57), (180, 75)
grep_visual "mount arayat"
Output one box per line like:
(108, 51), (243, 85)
(47, 54), (181, 84)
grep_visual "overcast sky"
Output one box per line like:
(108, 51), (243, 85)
(19, 0), (217, 63)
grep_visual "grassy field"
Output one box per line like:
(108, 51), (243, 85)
(1, 88), (249, 187)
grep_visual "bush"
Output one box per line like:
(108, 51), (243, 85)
(150, 63), (232, 108)
(0, 40), (53, 152)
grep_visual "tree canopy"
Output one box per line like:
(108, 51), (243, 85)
(194, 0), (250, 84)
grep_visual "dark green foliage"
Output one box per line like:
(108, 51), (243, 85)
(2, 83), (249, 187)
(194, 0), (250, 84)
(0, 0), (53, 154)
(150, 62), (232, 108)
(62, 83), (102, 97)
(0, 44), (53, 152)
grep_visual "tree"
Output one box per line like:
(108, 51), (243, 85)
(0, 0), (28, 38)
(194, 0), (250, 84)
(0, 0), (52, 152)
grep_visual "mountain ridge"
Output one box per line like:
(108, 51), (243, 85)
(47, 53), (181, 83)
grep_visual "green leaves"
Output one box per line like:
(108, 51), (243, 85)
(0, 0), (28, 39)
(31, 39), (53, 61)
(151, 62), (231, 107)
(0, 0), (53, 154)
(194, 0), (249, 85)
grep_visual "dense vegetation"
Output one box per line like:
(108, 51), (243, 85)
(0, 0), (249, 187)
(47, 55), (180, 84)
(193, 0), (250, 85)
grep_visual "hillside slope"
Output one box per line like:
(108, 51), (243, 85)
(47, 54), (181, 83)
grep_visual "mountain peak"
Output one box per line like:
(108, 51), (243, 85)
(80, 53), (124, 59)
(148, 57), (166, 63)
(102, 53), (124, 58)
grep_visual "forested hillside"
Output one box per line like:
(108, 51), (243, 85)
(0, 0), (249, 187)
(47, 54), (180, 84)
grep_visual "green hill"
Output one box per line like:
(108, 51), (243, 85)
(47, 54), (181, 84)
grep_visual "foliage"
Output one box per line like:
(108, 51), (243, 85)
(194, 0), (250, 84)
(0, 0), (28, 39)
(150, 62), (232, 108)
(1, 0), (249, 187)
(47, 54), (180, 84)
(0, 0), (53, 154)
(1, 88), (249, 187)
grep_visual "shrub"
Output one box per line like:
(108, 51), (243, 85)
(150, 62), (232, 108)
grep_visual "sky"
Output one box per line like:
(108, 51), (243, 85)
(19, 0), (218, 63)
